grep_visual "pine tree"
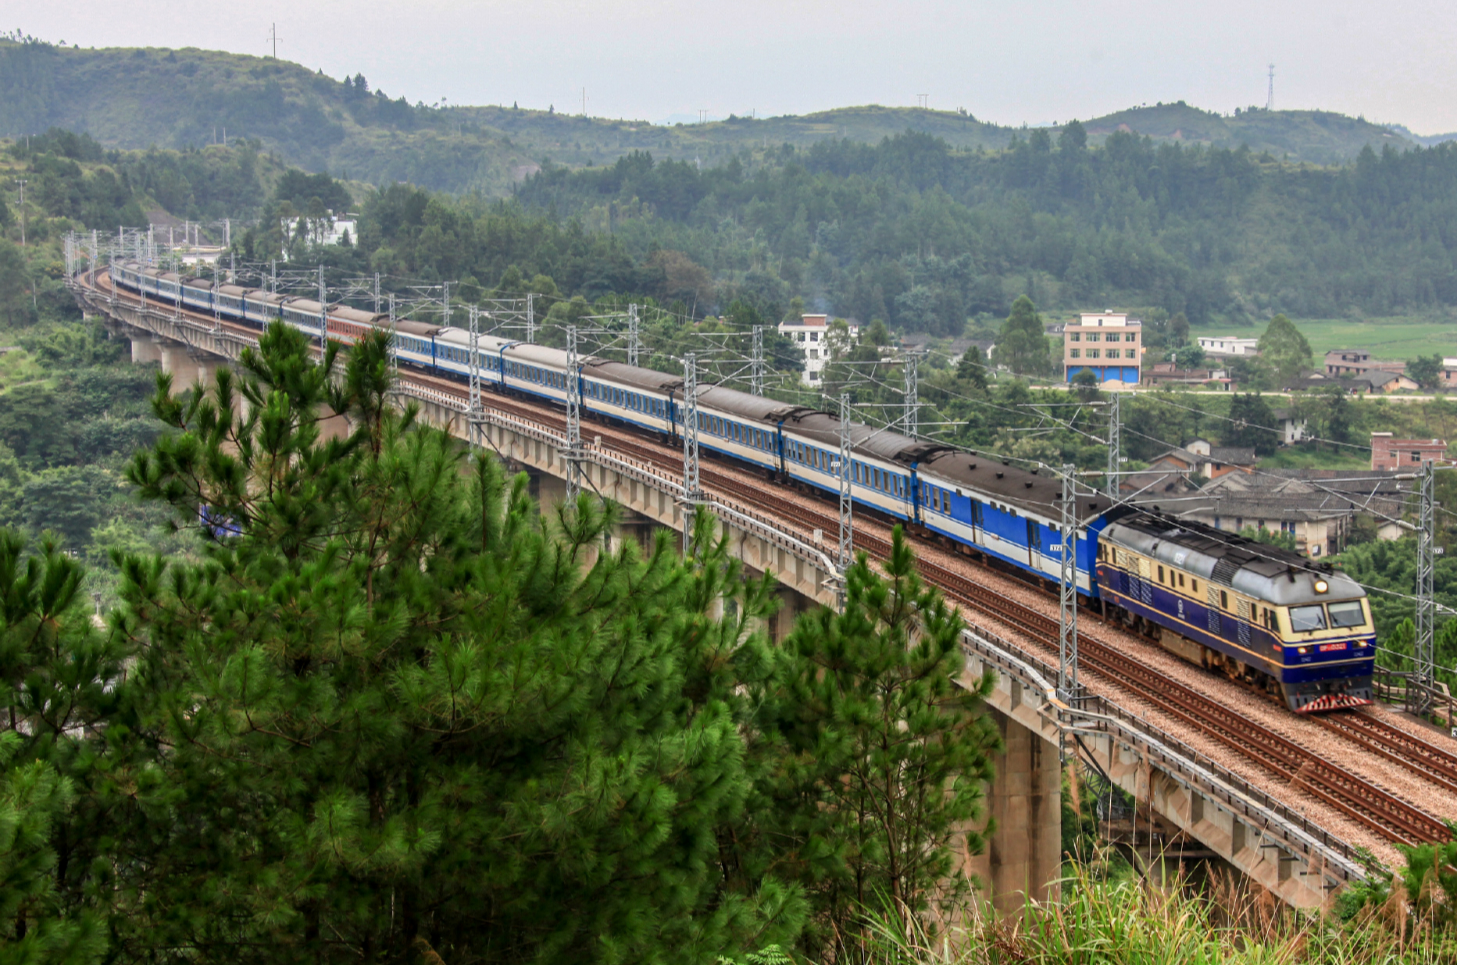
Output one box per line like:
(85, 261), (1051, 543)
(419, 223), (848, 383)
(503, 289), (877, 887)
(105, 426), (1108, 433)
(105, 324), (801, 964)
(739, 528), (998, 956)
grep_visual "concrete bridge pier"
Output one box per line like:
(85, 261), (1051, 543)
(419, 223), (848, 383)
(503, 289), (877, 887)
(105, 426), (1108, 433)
(130, 335), (161, 365)
(963, 705), (1064, 914)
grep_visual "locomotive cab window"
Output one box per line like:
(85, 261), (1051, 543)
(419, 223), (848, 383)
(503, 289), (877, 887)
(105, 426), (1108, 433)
(1328, 601), (1366, 629)
(1290, 605), (1327, 632)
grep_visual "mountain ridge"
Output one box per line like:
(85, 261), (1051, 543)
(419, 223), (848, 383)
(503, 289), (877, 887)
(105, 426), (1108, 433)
(0, 39), (1426, 194)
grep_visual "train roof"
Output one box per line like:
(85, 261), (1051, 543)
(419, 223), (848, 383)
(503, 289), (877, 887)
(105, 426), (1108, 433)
(181, 277), (213, 289)
(589, 360), (683, 393)
(244, 291), (289, 306)
(1101, 509), (1364, 605)
(331, 305), (384, 325)
(434, 328), (509, 349)
(919, 449), (1109, 524)
(503, 343), (570, 368)
(282, 297), (323, 312)
(394, 319), (442, 337)
(695, 385), (812, 423)
(217, 284), (251, 297)
(786, 412), (937, 464)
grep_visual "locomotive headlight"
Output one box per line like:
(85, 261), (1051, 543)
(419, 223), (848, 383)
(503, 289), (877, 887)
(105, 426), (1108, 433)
(1297, 647), (1309, 654)
(1314, 579), (1329, 594)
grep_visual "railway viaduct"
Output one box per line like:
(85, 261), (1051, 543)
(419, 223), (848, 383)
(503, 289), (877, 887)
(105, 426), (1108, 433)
(69, 266), (1376, 912)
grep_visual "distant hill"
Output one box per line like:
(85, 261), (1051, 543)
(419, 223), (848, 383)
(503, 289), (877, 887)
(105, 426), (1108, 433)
(0, 39), (1429, 194)
(1081, 102), (1414, 164)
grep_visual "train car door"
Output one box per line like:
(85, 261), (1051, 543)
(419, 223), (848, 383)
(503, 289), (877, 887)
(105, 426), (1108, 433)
(1026, 519), (1041, 571)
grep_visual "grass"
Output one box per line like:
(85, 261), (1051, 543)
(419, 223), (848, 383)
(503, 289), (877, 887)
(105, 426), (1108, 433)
(1196, 314), (1457, 362)
(849, 853), (1457, 965)
(1257, 447), (1372, 471)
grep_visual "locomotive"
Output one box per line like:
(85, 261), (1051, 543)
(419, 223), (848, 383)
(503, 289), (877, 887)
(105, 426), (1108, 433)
(108, 261), (1377, 713)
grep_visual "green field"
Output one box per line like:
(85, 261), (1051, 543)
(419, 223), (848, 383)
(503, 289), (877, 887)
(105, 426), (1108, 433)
(1197, 314), (1457, 361)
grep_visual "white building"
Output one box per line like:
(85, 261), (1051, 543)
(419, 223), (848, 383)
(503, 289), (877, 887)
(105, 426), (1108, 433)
(778, 313), (859, 386)
(1197, 335), (1259, 358)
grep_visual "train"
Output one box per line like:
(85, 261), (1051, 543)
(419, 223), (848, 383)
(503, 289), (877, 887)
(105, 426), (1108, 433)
(109, 261), (1377, 714)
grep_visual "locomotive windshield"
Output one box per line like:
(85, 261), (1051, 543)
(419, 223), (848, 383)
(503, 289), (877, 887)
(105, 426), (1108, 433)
(1327, 600), (1366, 628)
(1290, 605), (1327, 632)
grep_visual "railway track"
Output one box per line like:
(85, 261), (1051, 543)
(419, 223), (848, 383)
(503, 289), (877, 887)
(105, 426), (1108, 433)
(92, 272), (1455, 847)
(1312, 712), (1457, 798)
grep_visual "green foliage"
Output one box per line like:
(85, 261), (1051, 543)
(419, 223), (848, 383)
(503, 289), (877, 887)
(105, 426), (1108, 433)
(1237, 525), (1298, 552)
(739, 528), (998, 954)
(1409, 353), (1445, 391)
(997, 295), (1049, 376)
(1227, 393), (1279, 456)
(95, 324), (805, 962)
(1258, 313), (1314, 384)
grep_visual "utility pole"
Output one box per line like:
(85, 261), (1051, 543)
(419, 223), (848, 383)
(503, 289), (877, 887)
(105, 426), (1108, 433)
(681, 353), (701, 557)
(441, 281), (450, 330)
(229, 250), (235, 285)
(224, 217), (230, 249)
(269, 23), (278, 59)
(525, 293), (536, 343)
(1267, 64), (1275, 111)
(387, 293), (398, 383)
(373, 272), (381, 315)
(627, 303), (640, 368)
(1107, 391), (1122, 499)
(1058, 463), (1080, 698)
(751, 325), (765, 396)
(317, 264), (327, 350)
(14, 179), (25, 247)
(838, 393), (854, 611)
(904, 350), (920, 437)
(468, 305), (484, 450)
(565, 325), (582, 505)
(1413, 458), (1437, 715)
(270, 259), (277, 295)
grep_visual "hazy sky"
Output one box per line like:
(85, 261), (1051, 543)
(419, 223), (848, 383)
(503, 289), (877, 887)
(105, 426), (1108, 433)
(20, 0), (1457, 133)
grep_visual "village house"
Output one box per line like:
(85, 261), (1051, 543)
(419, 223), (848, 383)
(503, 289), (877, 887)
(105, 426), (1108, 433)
(777, 313), (859, 386)
(1370, 433), (1450, 471)
(1197, 335), (1259, 359)
(1062, 311), (1143, 385)
(1146, 440), (1257, 481)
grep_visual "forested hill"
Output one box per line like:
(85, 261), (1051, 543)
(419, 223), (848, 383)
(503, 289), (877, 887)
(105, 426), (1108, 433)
(516, 130), (1457, 327)
(0, 36), (1421, 194)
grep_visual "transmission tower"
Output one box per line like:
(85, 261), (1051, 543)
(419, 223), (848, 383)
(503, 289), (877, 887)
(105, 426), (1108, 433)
(681, 353), (701, 556)
(627, 303), (641, 367)
(903, 350), (921, 437)
(1107, 392), (1122, 499)
(387, 293), (398, 384)
(751, 325), (765, 396)
(1413, 458), (1437, 714)
(838, 393), (854, 610)
(317, 265), (327, 350)
(468, 305), (484, 450)
(526, 293), (536, 343)
(565, 325), (583, 505)
(1267, 64), (1275, 111)
(373, 272), (381, 315)
(1058, 464), (1080, 698)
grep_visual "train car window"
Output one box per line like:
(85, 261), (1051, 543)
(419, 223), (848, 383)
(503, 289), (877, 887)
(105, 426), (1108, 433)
(1157, 565), (1164, 583)
(934, 489), (942, 512)
(1289, 604), (1326, 632)
(1191, 579), (1199, 593)
(1178, 573), (1185, 588)
(1328, 601), (1365, 628)
(1268, 611), (1280, 633)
